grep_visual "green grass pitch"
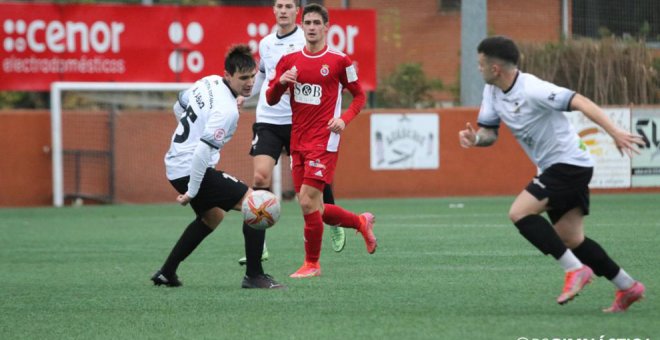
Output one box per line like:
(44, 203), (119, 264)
(1, 194), (658, 339)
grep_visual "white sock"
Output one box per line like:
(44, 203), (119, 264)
(558, 250), (583, 272)
(611, 269), (635, 290)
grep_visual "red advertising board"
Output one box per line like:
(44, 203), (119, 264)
(0, 3), (376, 91)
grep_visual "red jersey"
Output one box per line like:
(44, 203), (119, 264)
(266, 45), (365, 152)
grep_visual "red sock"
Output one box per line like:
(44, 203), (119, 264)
(303, 210), (324, 263)
(322, 204), (361, 230)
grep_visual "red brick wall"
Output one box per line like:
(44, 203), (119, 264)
(0, 108), (538, 205)
(0, 110), (53, 206)
(325, 0), (564, 101)
(488, 0), (563, 42)
(333, 108), (536, 198)
(2, 108), (658, 207)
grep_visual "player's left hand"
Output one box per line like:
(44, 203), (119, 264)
(459, 122), (478, 148)
(237, 96), (245, 110)
(176, 193), (192, 206)
(280, 66), (298, 85)
(327, 118), (346, 134)
(611, 127), (645, 157)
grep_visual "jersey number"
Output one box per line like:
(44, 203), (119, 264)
(174, 106), (198, 143)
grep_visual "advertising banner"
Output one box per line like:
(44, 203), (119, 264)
(0, 2), (376, 90)
(564, 108), (631, 188)
(370, 113), (439, 170)
(631, 107), (660, 187)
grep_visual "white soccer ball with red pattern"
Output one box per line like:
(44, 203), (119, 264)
(241, 190), (280, 230)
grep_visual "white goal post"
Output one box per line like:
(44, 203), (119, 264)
(50, 81), (286, 207)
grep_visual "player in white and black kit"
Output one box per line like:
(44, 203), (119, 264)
(239, 0), (345, 266)
(459, 36), (645, 312)
(151, 45), (284, 289)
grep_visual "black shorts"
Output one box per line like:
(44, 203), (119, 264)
(249, 123), (291, 163)
(170, 168), (248, 216)
(525, 163), (593, 224)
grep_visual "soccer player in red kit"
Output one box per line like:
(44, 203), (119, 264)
(266, 3), (377, 278)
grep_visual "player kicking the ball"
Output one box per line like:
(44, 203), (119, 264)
(266, 4), (377, 278)
(459, 36), (645, 312)
(151, 45), (284, 289)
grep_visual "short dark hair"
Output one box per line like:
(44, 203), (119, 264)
(224, 44), (256, 75)
(477, 36), (520, 65)
(273, 0), (300, 6)
(303, 3), (329, 24)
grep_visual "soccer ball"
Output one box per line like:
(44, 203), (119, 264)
(241, 190), (280, 230)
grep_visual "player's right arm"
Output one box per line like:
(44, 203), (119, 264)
(248, 59), (266, 99)
(184, 108), (238, 202)
(459, 86), (499, 148)
(178, 139), (215, 205)
(459, 123), (498, 148)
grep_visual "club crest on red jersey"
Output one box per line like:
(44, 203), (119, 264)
(320, 64), (330, 76)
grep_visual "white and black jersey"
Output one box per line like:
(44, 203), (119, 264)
(164, 75), (240, 188)
(255, 26), (305, 125)
(477, 71), (593, 171)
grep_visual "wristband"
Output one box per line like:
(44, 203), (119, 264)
(474, 134), (480, 146)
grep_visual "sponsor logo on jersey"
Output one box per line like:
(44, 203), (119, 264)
(194, 92), (204, 109)
(522, 134), (534, 148)
(203, 78), (214, 109)
(548, 92), (557, 101)
(314, 170), (323, 177)
(294, 83), (322, 105)
(320, 64), (329, 76)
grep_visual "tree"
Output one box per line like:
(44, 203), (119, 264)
(375, 63), (443, 108)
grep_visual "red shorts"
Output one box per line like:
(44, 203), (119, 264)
(291, 149), (338, 192)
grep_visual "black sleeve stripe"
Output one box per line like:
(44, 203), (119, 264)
(566, 92), (577, 112)
(200, 139), (219, 150)
(477, 122), (500, 129)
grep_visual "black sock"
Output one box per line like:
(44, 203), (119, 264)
(251, 186), (270, 251)
(572, 237), (620, 279)
(161, 217), (213, 276)
(514, 215), (567, 259)
(323, 184), (335, 204)
(243, 222), (265, 277)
